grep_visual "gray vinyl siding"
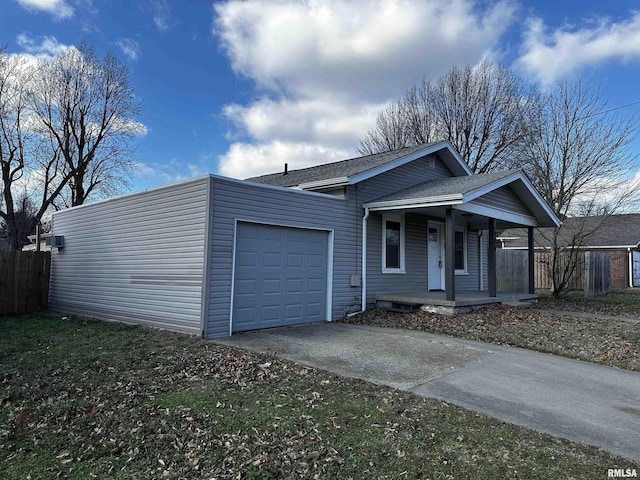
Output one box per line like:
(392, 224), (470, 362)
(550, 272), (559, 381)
(206, 177), (358, 339)
(358, 153), (468, 305)
(474, 186), (532, 216)
(358, 154), (452, 203)
(364, 213), (428, 305)
(456, 227), (483, 291)
(49, 177), (209, 335)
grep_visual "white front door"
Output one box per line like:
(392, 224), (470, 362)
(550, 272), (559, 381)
(428, 221), (444, 290)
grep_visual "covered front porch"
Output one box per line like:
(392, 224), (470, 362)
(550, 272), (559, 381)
(360, 170), (561, 313)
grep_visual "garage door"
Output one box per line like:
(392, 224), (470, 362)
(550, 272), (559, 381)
(232, 222), (329, 332)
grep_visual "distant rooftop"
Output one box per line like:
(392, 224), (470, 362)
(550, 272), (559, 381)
(499, 214), (640, 248)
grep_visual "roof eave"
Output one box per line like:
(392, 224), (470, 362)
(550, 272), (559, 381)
(363, 194), (464, 211)
(464, 171), (562, 228)
(298, 177), (349, 190)
(348, 140), (472, 185)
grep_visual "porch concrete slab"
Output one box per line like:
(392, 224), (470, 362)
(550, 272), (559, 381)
(218, 322), (640, 462)
(375, 291), (538, 307)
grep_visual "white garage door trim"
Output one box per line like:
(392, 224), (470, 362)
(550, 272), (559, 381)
(228, 219), (334, 335)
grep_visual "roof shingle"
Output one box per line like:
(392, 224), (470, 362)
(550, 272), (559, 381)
(365, 169), (518, 204)
(246, 143), (437, 187)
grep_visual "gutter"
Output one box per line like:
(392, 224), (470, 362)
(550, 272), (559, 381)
(362, 207), (370, 311)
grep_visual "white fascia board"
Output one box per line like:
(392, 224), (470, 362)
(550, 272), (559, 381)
(454, 203), (538, 227)
(463, 171), (522, 201)
(363, 194), (463, 211)
(297, 177), (349, 190)
(348, 140), (472, 185)
(575, 245), (639, 249)
(505, 245), (639, 250)
(463, 171), (561, 228)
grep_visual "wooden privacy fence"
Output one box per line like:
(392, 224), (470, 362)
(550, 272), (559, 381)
(0, 251), (51, 314)
(534, 251), (585, 291)
(497, 249), (611, 295)
(496, 249), (528, 293)
(584, 252), (611, 295)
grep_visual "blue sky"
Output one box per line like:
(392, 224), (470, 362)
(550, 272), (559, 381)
(3, 0), (640, 193)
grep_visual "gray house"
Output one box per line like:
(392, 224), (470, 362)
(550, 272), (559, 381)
(49, 140), (560, 338)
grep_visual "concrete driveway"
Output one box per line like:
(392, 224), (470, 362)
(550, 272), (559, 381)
(217, 322), (640, 462)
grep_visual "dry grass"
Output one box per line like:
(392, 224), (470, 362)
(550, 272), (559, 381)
(1, 313), (634, 479)
(344, 299), (640, 372)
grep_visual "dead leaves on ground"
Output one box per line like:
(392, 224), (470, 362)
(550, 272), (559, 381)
(345, 306), (640, 372)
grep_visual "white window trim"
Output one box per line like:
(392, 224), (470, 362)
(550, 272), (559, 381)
(382, 213), (406, 274)
(455, 225), (468, 275)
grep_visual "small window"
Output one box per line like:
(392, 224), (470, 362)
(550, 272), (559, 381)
(454, 227), (467, 274)
(382, 214), (405, 273)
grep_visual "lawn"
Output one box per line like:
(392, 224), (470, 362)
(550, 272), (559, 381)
(533, 289), (640, 318)
(344, 291), (640, 372)
(0, 313), (634, 479)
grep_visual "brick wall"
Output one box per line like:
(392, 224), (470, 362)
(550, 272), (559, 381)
(595, 249), (629, 289)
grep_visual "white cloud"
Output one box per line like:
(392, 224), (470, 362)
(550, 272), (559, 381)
(517, 13), (640, 85)
(16, 0), (73, 19)
(132, 160), (208, 188)
(16, 33), (70, 58)
(110, 118), (148, 137)
(213, 0), (515, 179)
(149, 0), (172, 32)
(116, 38), (140, 61)
(219, 141), (349, 179)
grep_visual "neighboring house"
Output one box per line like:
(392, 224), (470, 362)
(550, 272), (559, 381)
(22, 233), (52, 252)
(499, 214), (640, 289)
(49, 140), (560, 338)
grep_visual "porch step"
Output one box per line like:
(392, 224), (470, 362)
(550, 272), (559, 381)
(503, 299), (536, 308)
(376, 300), (419, 313)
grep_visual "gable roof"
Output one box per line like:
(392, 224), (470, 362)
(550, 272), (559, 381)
(499, 214), (640, 248)
(363, 169), (561, 228)
(364, 169), (518, 204)
(247, 140), (472, 189)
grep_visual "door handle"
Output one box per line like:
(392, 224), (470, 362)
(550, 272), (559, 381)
(439, 261), (442, 269)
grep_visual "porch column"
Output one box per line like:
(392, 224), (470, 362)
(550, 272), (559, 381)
(528, 226), (535, 294)
(488, 218), (496, 297)
(445, 208), (455, 301)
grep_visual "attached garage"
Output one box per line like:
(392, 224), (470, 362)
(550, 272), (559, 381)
(49, 174), (351, 339)
(231, 222), (332, 332)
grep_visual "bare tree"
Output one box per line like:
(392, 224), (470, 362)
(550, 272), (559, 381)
(0, 45), (35, 250)
(29, 44), (141, 208)
(523, 79), (639, 296)
(1, 44), (141, 249)
(359, 61), (536, 173)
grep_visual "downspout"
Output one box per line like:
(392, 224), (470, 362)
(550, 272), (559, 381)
(362, 207), (370, 311)
(629, 247), (633, 288)
(478, 231), (484, 291)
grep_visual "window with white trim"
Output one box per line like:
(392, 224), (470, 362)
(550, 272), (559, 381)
(454, 226), (467, 274)
(382, 214), (405, 273)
